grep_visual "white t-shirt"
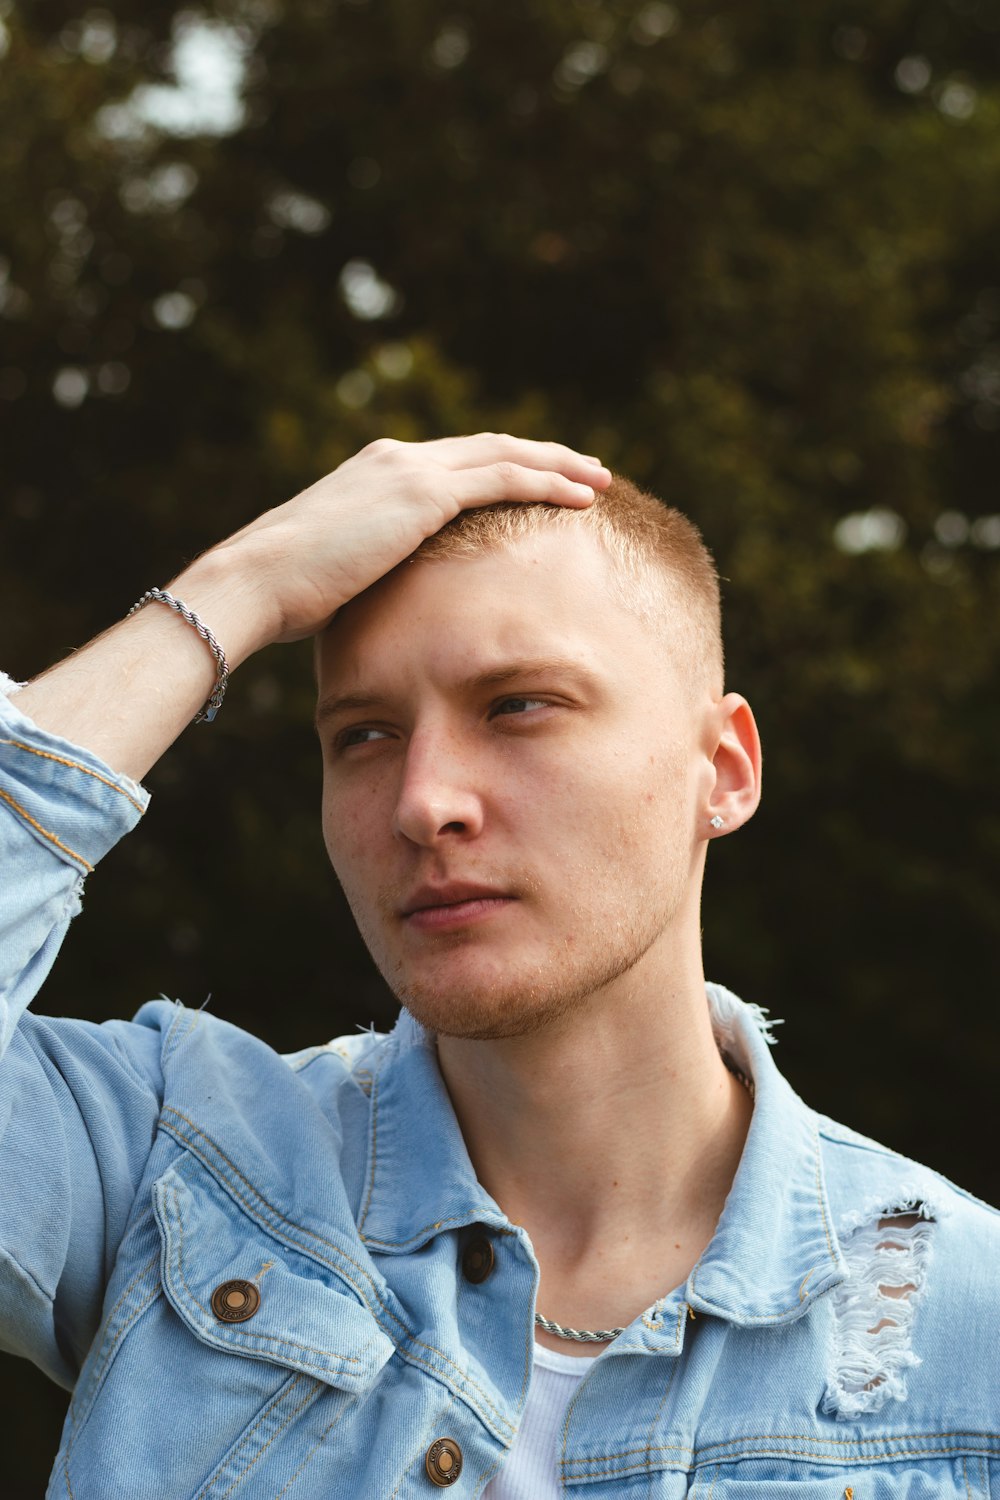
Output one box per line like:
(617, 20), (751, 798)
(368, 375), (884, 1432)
(484, 1343), (598, 1499)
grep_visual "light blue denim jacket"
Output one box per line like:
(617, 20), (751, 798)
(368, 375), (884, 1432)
(1, 686), (999, 1498)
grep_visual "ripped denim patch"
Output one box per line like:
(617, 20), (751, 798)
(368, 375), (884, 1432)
(822, 1197), (935, 1419)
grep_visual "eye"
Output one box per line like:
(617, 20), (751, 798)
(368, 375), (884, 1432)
(335, 725), (392, 750)
(491, 696), (549, 718)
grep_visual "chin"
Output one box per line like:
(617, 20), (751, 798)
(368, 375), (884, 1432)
(387, 951), (629, 1042)
(401, 990), (581, 1042)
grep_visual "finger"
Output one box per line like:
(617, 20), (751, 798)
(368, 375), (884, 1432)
(419, 432), (611, 486)
(450, 462), (598, 512)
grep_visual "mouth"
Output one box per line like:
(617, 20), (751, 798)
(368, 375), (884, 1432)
(400, 887), (518, 933)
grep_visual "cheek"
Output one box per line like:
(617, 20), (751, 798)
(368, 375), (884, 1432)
(321, 781), (387, 879)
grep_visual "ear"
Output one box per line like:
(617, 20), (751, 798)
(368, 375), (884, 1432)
(704, 693), (762, 838)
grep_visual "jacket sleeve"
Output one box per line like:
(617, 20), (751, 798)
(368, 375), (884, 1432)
(0, 681), (167, 1388)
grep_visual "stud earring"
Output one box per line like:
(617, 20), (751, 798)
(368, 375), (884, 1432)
(709, 815), (724, 829)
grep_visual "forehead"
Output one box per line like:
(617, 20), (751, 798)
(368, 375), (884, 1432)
(316, 525), (663, 695)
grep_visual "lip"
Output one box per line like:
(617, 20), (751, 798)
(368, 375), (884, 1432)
(401, 882), (512, 916)
(400, 883), (517, 932)
(404, 896), (516, 933)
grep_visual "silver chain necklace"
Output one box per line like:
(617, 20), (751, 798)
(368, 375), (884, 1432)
(533, 1057), (755, 1344)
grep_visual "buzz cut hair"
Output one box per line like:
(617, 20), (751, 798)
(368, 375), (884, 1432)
(412, 473), (725, 696)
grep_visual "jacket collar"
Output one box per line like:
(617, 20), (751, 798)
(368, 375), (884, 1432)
(357, 985), (848, 1329)
(685, 983), (848, 1325)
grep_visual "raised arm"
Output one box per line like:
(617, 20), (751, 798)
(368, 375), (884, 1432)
(16, 436), (609, 782)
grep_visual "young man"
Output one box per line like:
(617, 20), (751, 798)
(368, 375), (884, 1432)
(1, 433), (997, 1497)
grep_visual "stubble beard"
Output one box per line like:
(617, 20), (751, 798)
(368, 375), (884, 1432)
(362, 900), (679, 1042)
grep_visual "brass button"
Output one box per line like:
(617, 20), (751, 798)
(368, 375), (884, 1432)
(211, 1279), (261, 1323)
(425, 1437), (463, 1487)
(461, 1236), (495, 1285)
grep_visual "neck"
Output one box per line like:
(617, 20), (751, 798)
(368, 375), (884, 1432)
(435, 928), (753, 1338)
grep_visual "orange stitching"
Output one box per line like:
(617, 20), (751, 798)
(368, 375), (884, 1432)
(217, 1381), (322, 1500)
(562, 1440), (693, 1474)
(161, 1116), (385, 1305)
(0, 786), (92, 870)
(640, 1294), (687, 1340)
(687, 1120), (839, 1323)
(67, 1253), (160, 1421)
(272, 1390), (358, 1499)
(0, 740), (146, 814)
(192, 1375), (307, 1499)
(168, 1183), (364, 1367)
(637, 1347), (681, 1480)
(160, 1121), (515, 1440)
(694, 1429), (1000, 1456)
(361, 1209), (509, 1249)
(63, 1279), (161, 1494)
(963, 1455), (973, 1499)
(562, 1436), (1000, 1478)
(558, 1349), (598, 1479)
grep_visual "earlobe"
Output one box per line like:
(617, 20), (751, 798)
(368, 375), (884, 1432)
(705, 694), (762, 836)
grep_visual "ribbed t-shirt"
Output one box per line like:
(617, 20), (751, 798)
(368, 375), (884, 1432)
(484, 1343), (599, 1499)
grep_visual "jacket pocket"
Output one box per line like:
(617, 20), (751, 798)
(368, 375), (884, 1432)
(152, 1150), (396, 1391)
(58, 1154), (399, 1497)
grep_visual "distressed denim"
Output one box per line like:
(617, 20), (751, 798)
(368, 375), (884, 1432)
(1, 687), (999, 1498)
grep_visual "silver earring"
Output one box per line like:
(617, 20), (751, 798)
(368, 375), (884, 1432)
(709, 815), (724, 829)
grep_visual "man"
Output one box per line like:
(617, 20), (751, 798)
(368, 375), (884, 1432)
(1, 432), (997, 1497)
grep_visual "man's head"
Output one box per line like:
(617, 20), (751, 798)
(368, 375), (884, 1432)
(315, 476), (760, 1041)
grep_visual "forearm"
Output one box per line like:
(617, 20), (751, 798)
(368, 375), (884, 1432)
(15, 544), (274, 784)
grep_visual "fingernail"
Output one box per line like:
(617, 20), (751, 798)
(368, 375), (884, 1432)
(583, 454), (603, 465)
(572, 483), (596, 500)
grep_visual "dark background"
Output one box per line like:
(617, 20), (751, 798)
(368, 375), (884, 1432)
(3, 0), (999, 1491)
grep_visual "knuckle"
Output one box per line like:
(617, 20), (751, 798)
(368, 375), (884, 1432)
(493, 460), (521, 485)
(363, 436), (399, 459)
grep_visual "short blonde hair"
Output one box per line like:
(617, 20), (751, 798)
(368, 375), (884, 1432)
(413, 473), (724, 695)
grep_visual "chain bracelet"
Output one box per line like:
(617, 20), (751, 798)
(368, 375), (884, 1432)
(127, 588), (230, 723)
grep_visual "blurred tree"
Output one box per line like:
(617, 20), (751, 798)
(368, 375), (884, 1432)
(2, 0), (999, 1490)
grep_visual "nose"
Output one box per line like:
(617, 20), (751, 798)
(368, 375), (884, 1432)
(392, 732), (485, 847)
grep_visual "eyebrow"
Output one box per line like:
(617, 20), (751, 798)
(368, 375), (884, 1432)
(315, 656), (600, 729)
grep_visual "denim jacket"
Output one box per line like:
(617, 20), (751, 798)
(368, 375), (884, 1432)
(1, 686), (999, 1498)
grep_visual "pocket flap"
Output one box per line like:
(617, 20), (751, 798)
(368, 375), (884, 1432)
(153, 1154), (395, 1391)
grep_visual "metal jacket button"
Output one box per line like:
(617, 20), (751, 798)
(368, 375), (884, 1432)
(461, 1236), (495, 1284)
(211, 1279), (261, 1323)
(425, 1437), (463, 1486)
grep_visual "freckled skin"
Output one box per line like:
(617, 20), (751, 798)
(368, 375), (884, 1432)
(316, 528), (716, 1042)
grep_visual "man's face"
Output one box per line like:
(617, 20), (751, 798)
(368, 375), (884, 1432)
(316, 526), (716, 1040)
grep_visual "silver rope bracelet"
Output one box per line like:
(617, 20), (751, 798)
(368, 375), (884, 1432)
(126, 588), (230, 723)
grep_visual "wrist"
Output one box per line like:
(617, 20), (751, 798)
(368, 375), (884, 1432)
(167, 539), (280, 671)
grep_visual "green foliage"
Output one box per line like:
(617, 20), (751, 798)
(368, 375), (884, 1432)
(2, 1), (1000, 1486)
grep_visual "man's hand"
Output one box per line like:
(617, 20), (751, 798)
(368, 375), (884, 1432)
(208, 434), (610, 648)
(14, 434), (610, 782)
